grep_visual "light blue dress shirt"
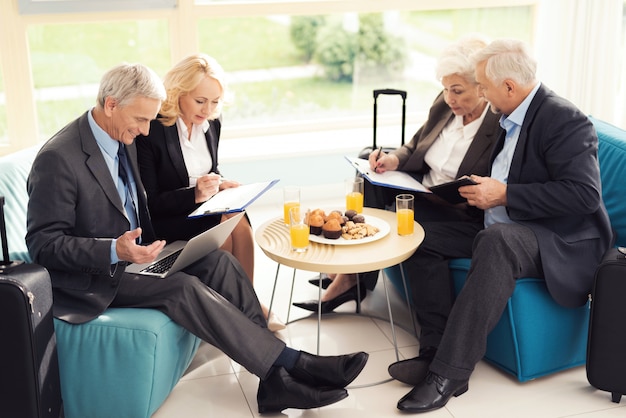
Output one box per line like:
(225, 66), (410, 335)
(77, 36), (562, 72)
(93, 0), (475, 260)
(87, 109), (139, 264)
(484, 82), (541, 228)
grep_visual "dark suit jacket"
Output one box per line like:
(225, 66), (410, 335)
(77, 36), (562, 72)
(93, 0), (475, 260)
(496, 84), (612, 307)
(26, 111), (156, 323)
(135, 118), (223, 242)
(393, 92), (502, 178)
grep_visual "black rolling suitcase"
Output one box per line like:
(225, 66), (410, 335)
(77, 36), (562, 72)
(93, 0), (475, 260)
(586, 246), (626, 403)
(357, 88), (407, 159)
(0, 196), (64, 418)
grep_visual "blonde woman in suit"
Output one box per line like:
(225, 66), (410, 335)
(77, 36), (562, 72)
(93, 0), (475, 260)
(136, 54), (284, 331)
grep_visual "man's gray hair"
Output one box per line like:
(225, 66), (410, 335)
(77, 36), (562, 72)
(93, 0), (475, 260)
(96, 63), (166, 108)
(435, 34), (491, 83)
(471, 38), (537, 86)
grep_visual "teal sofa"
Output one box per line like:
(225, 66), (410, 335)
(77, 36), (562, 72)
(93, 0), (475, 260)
(0, 146), (201, 418)
(387, 116), (626, 382)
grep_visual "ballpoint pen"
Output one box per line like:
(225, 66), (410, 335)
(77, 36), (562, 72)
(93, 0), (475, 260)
(375, 146), (383, 162)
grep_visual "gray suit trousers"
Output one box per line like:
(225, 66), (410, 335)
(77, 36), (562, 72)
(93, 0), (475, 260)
(111, 250), (285, 379)
(429, 223), (543, 380)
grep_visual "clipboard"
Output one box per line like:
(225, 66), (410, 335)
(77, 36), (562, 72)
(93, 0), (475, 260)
(188, 179), (279, 218)
(345, 156), (430, 193)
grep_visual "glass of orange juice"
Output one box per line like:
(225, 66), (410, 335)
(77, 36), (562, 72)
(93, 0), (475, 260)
(396, 194), (414, 236)
(283, 187), (300, 225)
(289, 206), (309, 252)
(345, 176), (364, 213)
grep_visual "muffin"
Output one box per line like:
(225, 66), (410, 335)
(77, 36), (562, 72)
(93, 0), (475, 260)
(352, 214), (365, 224)
(310, 208), (326, 218)
(308, 214), (325, 235)
(322, 219), (343, 240)
(325, 210), (345, 226)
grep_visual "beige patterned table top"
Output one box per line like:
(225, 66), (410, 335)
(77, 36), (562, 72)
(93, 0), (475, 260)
(254, 208), (424, 274)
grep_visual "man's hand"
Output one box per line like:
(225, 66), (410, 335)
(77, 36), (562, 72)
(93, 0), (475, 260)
(459, 175), (507, 209)
(115, 228), (166, 264)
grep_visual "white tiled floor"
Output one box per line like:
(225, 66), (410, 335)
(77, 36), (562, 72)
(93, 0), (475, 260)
(152, 201), (626, 418)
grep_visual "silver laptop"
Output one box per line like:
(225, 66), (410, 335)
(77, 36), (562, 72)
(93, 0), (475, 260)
(125, 212), (245, 278)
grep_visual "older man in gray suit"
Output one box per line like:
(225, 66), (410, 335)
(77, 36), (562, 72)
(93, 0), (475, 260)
(26, 62), (367, 414)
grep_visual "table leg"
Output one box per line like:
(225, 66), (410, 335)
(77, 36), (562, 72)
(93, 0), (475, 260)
(381, 269), (400, 362)
(286, 268), (297, 324)
(317, 272), (323, 355)
(399, 262), (419, 339)
(268, 263), (281, 319)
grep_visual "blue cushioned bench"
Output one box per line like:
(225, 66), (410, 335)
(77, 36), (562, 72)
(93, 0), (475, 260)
(386, 116), (626, 382)
(0, 146), (201, 418)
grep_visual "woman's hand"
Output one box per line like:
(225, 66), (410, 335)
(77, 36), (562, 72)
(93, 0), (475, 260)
(194, 173), (221, 203)
(218, 178), (240, 191)
(369, 150), (399, 173)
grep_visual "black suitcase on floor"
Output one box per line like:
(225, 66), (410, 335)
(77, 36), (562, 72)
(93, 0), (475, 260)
(586, 246), (626, 403)
(0, 196), (64, 418)
(357, 88), (407, 159)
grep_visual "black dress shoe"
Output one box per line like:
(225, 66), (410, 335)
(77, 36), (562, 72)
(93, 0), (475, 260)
(257, 367), (348, 414)
(388, 346), (436, 386)
(293, 285), (367, 314)
(289, 351), (369, 388)
(308, 274), (333, 289)
(397, 371), (469, 413)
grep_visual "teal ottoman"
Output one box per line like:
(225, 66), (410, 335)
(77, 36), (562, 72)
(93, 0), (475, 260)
(448, 258), (589, 382)
(54, 308), (201, 418)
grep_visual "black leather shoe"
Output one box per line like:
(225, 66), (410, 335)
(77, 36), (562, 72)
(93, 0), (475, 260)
(308, 274), (333, 289)
(388, 346), (436, 386)
(257, 367), (348, 414)
(293, 285), (367, 314)
(397, 371), (468, 413)
(289, 351), (369, 388)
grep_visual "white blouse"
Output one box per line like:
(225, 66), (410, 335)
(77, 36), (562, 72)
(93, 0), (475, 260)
(421, 104), (489, 188)
(175, 117), (213, 187)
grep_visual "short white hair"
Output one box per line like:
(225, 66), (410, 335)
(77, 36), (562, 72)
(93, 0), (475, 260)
(96, 63), (166, 108)
(471, 38), (537, 86)
(435, 34), (491, 83)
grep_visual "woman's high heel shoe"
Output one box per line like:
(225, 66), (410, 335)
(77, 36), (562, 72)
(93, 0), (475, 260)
(308, 273), (332, 289)
(293, 285), (367, 314)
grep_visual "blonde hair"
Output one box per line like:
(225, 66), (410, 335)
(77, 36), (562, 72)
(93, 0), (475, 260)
(159, 53), (226, 127)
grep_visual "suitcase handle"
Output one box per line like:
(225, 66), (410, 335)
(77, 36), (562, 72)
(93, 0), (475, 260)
(373, 89), (407, 148)
(373, 89), (407, 100)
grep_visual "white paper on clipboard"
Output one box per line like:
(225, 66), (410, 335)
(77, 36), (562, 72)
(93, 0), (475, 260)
(188, 179), (279, 217)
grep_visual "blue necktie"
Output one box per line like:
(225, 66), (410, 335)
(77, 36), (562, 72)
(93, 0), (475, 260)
(117, 145), (139, 230)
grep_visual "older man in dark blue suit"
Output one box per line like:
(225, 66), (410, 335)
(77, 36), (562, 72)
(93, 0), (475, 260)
(396, 38), (612, 413)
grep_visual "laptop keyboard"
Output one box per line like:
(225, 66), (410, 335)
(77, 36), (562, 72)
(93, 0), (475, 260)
(141, 248), (183, 274)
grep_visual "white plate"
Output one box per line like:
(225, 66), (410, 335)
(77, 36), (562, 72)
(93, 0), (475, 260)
(308, 214), (390, 246)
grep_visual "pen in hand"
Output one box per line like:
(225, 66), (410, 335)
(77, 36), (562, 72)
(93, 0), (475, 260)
(374, 146), (383, 172)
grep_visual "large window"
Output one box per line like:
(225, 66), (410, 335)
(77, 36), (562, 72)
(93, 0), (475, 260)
(1, 0), (624, 156)
(27, 19), (170, 138)
(25, 6), (533, 141)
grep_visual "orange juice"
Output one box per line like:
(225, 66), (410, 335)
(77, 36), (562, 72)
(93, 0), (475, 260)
(290, 223), (309, 252)
(346, 192), (364, 213)
(397, 208), (414, 236)
(283, 201), (300, 225)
